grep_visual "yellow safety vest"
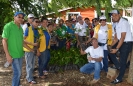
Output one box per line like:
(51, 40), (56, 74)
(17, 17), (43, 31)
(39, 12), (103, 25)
(38, 29), (50, 52)
(94, 24), (112, 45)
(23, 26), (34, 52)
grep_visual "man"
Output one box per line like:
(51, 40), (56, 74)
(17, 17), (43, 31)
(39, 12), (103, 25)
(75, 15), (89, 50)
(56, 19), (67, 49)
(109, 10), (133, 84)
(22, 14), (34, 33)
(24, 18), (40, 84)
(2, 12), (33, 86)
(84, 17), (92, 29)
(80, 38), (103, 84)
(38, 18), (49, 76)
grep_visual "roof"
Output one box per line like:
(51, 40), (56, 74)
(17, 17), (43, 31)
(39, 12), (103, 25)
(46, 7), (73, 15)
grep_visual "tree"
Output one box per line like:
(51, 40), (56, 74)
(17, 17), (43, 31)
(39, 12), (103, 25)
(1, 0), (133, 84)
(0, 0), (133, 34)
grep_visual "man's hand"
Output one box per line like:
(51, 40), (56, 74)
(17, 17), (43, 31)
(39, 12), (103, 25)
(77, 41), (80, 47)
(87, 57), (92, 61)
(110, 49), (118, 54)
(30, 49), (34, 53)
(6, 54), (12, 64)
(36, 50), (41, 57)
(33, 42), (38, 46)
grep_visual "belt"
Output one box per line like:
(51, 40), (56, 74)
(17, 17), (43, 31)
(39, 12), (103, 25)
(78, 36), (86, 37)
(98, 43), (106, 46)
(123, 41), (132, 43)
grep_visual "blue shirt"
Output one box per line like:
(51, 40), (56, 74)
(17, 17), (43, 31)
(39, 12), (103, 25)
(24, 26), (39, 43)
(66, 25), (75, 38)
(43, 30), (50, 48)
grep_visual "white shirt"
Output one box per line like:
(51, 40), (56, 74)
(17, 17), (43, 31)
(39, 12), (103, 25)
(22, 23), (28, 34)
(93, 24), (114, 50)
(116, 18), (133, 41)
(75, 22), (88, 36)
(85, 46), (104, 66)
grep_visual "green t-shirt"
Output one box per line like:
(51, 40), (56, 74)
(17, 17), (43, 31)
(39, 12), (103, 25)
(2, 21), (24, 58)
(56, 25), (67, 38)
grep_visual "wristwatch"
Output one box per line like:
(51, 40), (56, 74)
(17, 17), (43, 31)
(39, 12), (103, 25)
(116, 48), (119, 51)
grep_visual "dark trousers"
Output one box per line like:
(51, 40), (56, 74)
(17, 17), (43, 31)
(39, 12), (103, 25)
(38, 49), (50, 76)
(109, 42), (132, 81)
(103, 50), (109, 72)
(57, 38), (66, 49)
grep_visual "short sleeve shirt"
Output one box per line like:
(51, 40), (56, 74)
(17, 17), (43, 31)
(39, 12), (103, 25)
(116, 18), (133, 41)
(75, 22), (88, 36)
(85, 46), (104, 65)
(24, 26), (39, 43)
(2, 21), (24, 58)
(56, 25), (67, 37)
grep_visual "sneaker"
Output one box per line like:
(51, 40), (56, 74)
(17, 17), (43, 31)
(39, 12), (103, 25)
(29, 80), (37, 84)
(111, 79), (122, 84)
(90, 79), (99, 84)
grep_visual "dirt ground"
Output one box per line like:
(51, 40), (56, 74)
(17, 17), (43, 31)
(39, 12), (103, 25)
(0, 47), (133, 86)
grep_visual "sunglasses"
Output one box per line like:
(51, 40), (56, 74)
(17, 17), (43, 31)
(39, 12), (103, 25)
(100, 19), (106, 21)
(29, 17), (34, 19)
(35, 21), (40, 23)
(94, 20), (98, 22)
(17, 16), (24, 19)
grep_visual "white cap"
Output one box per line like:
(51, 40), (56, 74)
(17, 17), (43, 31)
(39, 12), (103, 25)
(27, 14), (34, 18)
(111, 10), (120, 14)
(100, 15), (106, 20)
(77, 15), (82, 18)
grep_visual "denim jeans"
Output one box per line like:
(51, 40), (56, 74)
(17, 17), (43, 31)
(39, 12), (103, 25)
(109, 42), (132, 81)
(38, 49), (50, 76)
(12, 58), (23, 86)
(80, 62), (102, 80)
(103, 50), (109, 72)
(98, 43), (109, 72)
(25, 52), (36, 82)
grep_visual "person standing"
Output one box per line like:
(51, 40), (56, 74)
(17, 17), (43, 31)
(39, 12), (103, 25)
(93, 16), (114, 73)
(24, 18), (40, 84)
(75, 15), (89, 50)
(56, 19), (67, 49)
(37, 18), (52, 78)
(2, 12), (33, 86)
(109, 10), (133, 84)
(22, 14), (34, 34)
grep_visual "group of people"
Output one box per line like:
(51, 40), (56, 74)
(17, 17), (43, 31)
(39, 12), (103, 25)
(80, 10), (133, 84)
(2, 12), (53, 85)
(2, 9), (133, 86)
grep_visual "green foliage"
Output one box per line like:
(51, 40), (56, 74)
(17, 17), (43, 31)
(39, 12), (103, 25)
(0, 0), (133, 34)
(49, 47), (87, 67)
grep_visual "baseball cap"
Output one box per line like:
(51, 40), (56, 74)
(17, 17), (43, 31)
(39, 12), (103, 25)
(77, 15), (82, 18)
(14, 12), (25, 17)
(27, 14), (34, 18)
(100, 15), (106, 20)
(110, 10), (120, 14)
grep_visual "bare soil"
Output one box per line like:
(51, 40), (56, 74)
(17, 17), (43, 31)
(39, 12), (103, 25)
(0, 46), (133, 86)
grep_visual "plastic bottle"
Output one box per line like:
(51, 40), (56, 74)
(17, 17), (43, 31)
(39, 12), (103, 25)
(4, 61), (10, 68)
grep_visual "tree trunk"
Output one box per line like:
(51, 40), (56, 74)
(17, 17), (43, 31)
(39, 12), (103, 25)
(127, 45), (133, 85)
